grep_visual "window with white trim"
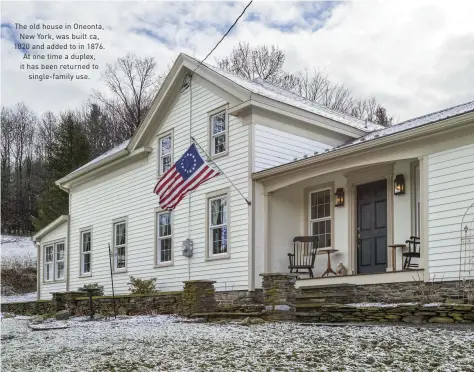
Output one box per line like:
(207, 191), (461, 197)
(158, 133), (172, 175)
(81, 230), (91, 275)
(209, 195), (228, 255)
(210, 111), (226, 156)
(44, 245), (54, 281)
(157, 212), (172, 264)
(55, 242), (65, 280)
(113, 221), (127, 270)
(309, 189), (331, 249)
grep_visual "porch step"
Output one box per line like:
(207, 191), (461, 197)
(296, 292), (352, 304)
(190, 312), (264, 319)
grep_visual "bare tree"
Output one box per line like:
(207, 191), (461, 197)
(93, 54), (164, 139)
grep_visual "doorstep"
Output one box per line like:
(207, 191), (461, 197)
(296, 269), (424, 289)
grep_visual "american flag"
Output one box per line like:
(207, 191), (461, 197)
(153, 143), (220, 210)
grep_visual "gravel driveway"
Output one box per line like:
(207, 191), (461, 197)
(1, 315), (473, 371)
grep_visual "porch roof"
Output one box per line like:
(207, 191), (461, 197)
(252, 101), (474, 181)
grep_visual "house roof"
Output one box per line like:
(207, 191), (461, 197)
(341, 100), (474, 148)
(33, 215), (68, 242)
(199, 59), (384, 132)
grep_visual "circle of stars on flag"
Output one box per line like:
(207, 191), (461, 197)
(181, 153), (197, 174)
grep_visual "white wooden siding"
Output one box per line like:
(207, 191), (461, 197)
(428, 143), (474, 280)
(254, 124), (333, 172)
(67, 80), (249, 295)
(39, 222), (68, 299)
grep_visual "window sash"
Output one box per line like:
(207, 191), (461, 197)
(113, 222), (126, 270)
(55, 243), (65, 280)
(159, 134), (172, 174)
(209, 196), (228, 255)
(210, 111), (226, 155)
(81, 231), (91, 275)
(157, 212), (172, 263)
(309, 189), (331, 249)
(44, 243), (66, 281)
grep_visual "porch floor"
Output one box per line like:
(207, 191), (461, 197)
(295, 269), (424, 288)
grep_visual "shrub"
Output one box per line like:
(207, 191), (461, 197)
(1, 255), (37, 295)
(128, 276), (158, 294)
(79, 283), (104, 296)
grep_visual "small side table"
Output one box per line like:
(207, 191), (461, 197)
(318, 249), (339, 277)
(388, 244), (406, 271)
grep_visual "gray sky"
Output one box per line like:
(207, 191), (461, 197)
(1, 0), (474, 122)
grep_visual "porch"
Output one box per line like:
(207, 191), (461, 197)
(253, 156), (426, 288)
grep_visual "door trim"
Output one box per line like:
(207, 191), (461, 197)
(347, 165), (394, 275)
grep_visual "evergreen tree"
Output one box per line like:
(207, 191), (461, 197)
(33, 112), (90, 231)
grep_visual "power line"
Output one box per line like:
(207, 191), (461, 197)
(192, 0), (253, 74)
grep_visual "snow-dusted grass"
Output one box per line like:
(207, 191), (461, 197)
(2, 315), (473, 371)
(1, 235), (36, 261)
(1, 292), (37, 304)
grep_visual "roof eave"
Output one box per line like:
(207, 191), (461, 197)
(33, 215), (69, 242)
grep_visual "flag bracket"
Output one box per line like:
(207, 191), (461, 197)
(191, 136), (251, 206)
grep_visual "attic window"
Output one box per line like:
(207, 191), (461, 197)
(210, 110), (227, 157)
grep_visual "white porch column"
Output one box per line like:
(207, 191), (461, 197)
(253, 181), (269, 289)
(419, 156), (429, 279)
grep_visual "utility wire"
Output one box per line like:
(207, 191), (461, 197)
(192, 0), (253, 74)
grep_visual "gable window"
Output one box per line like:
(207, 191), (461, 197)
(80, 229), (92, 275)
(209, 195), (228, 255)
(210, 111), (227, 157)
(158, 133), (172, 175)
(309, 189), (331, 249)
(157, 212), (172, 264)
(44, 245), (54, 281)
(113, 220), (127, 271)
(44, 241), (65, 282)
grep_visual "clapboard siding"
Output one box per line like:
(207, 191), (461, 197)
(39, 222), (68, 299)
(428, 143), (474, 280)
(253, 125), (333, 172)
(66, 80), (249, 296)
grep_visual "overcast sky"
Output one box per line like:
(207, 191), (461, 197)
(1, 0), (473, 122)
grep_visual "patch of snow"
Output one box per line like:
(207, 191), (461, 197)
(423, 303), (443, 307)
(0, 235), (36, 260)
(345, 302), (418, 308)
(1, 292), (37, 304)
(2, 315), (473, 371)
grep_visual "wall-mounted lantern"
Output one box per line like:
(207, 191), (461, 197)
(335, 188), (345, 207)
(394, 174), (406, 195)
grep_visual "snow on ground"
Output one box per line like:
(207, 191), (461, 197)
(1, 235), (36, 261)
(1, 292), (37, 304)
(1, 315), (473, 371)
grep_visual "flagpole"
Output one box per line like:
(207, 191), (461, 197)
(191, 136), (251, 206)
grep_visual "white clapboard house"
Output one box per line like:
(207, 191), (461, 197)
(33, 53), (474, 300)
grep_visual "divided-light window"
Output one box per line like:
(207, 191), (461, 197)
(44, 241), (65, 282)
(157, 212), (172, 264)
(209, 195), (228, 255)
(113, 221), (127, 271)
(81, 230), (92, 275)
(210, 111), (227, 156)
(159, 134), (172, 175)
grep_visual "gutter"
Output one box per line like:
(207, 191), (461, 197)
(252, 111), (474, 181)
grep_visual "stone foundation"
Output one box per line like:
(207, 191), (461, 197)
(1, 300), (54, 315)
(260, 273), (298, 320)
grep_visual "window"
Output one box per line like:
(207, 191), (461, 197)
(44, 245), (54, 281)
(309, 189), (331, 249)
(113, 221), (127, 271)
(44, 241), (65, 282)
(209, 195), (228, 255)
(210, 111), (227, 156)
(157, 212), (172, 264)
(81, 230), (91, 275)
(158, 133), (172, 175)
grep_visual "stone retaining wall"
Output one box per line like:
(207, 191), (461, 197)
(1, 300), (54, 315)
(215, 290), (263, 311)
(299, 280), (474, 304)
(296, 303), (474, 324)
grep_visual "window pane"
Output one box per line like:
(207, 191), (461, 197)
(212, 227), (227, 254)
(160, 238), (172, 262)
(56, 244), (65, 261)
(211, 197), (226, 226)
(116, 247), (126, 268)
(160, 135), (171, 155)
(46, 263), (53, 280)
(56, 261), (64, 279)
(213, 134), (226, 154)
(115, 223), (126, 245)
(45, 246), (54, 262)
(83, 253), (91, 273)
(159, 213), (171, 237)
(212, 112), (225, 135)
(82, 232), (91, 252)
(161, 155), (171, 173)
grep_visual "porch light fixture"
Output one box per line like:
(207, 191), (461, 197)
(394, 174), (406, 195)
(335, 188), (345, 207)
